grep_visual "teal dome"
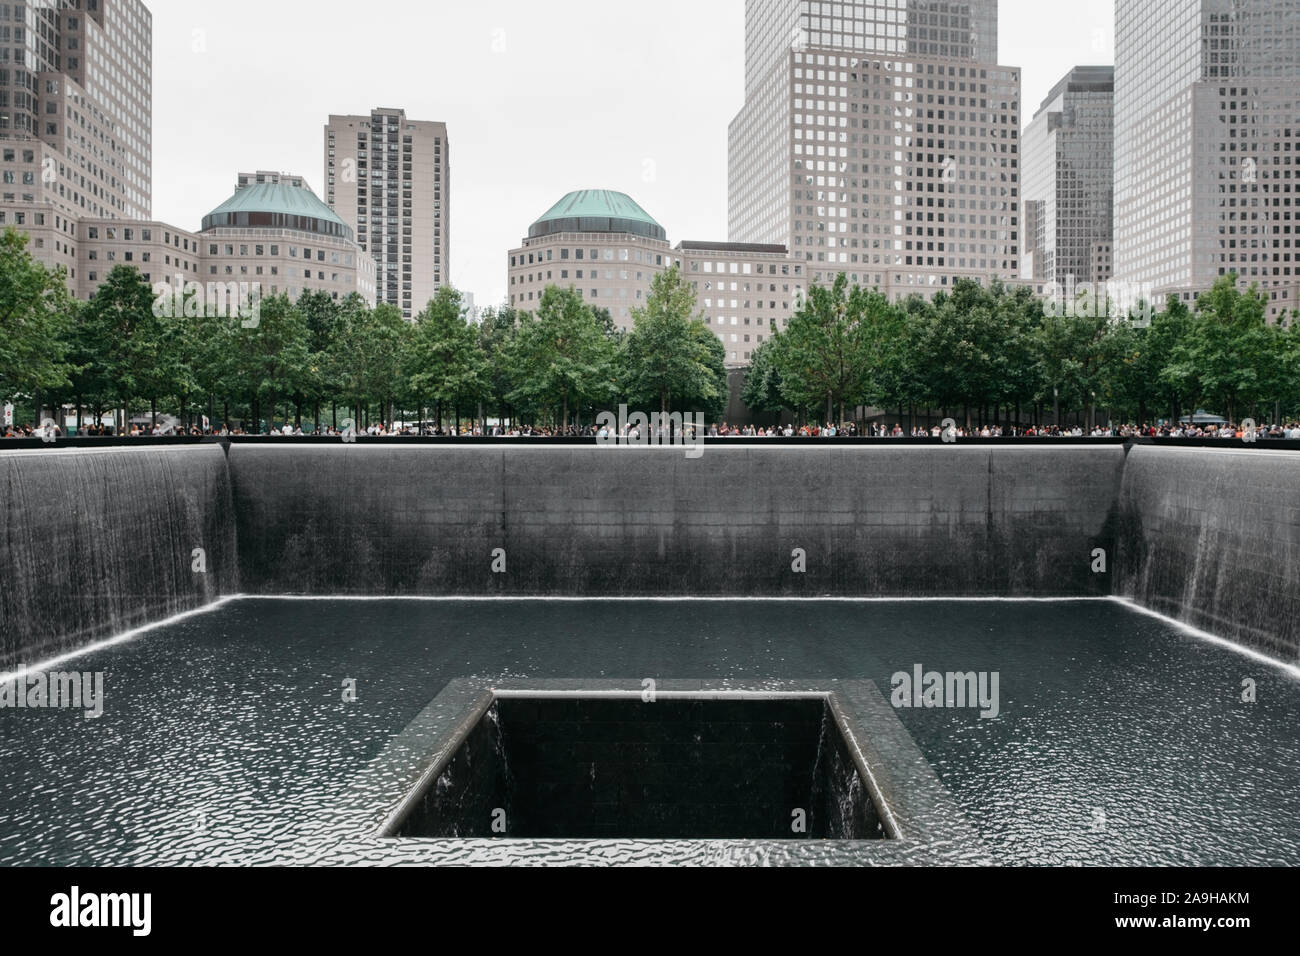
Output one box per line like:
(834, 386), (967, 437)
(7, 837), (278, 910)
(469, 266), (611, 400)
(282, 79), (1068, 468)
(202, 180), (353, 241)
(529, 189), (665, 241)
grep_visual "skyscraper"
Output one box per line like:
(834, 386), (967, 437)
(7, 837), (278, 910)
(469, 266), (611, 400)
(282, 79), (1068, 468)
(729, 1), (1023, 300)
(1114, 0), (1299, 321)
(0, 0), (151, 222)
(325, 108), (450, 320)
(1022, 66), (1115, 287)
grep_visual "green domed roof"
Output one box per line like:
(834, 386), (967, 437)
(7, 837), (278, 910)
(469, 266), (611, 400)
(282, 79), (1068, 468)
(529, 189), (666, 241)
(202, 180), (353, 241)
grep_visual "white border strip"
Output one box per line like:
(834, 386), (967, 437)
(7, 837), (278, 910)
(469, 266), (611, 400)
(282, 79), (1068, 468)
(228, 595), (1114, 604)
(1109, 597), (1300, 681)
(7, 594), (1293, 685)
(0, 597), (238, 683)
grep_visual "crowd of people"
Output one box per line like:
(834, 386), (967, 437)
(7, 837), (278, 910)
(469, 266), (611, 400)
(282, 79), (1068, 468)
(5, 419), (1300, 441)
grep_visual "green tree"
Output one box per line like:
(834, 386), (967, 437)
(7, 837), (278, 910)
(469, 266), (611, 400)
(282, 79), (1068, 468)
(296, 289), (345, 431)
(1166, 276), (1272, 422)
(903, 279), (1020, 428)
(226, 293), (311, 432)
(0, 228), (74, 421)
(772, 274), (898, 424)
(478, 306), (521, 427)
(81, 265), (178, 429)
(741, 339), (788, 416)
(621, 266), (726, 418)
(507, 286), (615, 427)
(405, 287), (488, 431)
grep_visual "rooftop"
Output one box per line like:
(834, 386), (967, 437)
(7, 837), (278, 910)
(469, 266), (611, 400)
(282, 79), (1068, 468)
(201, 174), (352, 241)
(529, 189), (666, 242)
(676, 240), (790, 256)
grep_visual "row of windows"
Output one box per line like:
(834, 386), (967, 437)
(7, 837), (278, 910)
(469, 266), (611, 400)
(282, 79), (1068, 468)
(513, 247), (665, 267)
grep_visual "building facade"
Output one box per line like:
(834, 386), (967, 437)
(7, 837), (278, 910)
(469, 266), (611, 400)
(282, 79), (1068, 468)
(1021, 66), (1114, 287)
(0, 0), (151, 222)
(508, 190), (672, 325)
(674, 241), (805, 366)
(78, 219), (201, 300)
(508, 191), (808, 368)
(200, 171), (376, 306)
(325, 108), (449, 319)
(729, 0), (1023, 302)
(1114, 0), (1299, 321)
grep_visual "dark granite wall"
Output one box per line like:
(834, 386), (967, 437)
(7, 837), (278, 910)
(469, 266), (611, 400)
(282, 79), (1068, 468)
(394, 703), (511, 840)
(228, 445), (1127, 598)
(9, 442), (1297, 667)
(1115, 446), (1300, 663)
(397, 697), (881, 841)
(0, 445), (236, 667)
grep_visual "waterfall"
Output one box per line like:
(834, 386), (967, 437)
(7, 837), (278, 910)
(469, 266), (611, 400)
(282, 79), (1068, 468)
(3, 441), (1296, 670)
(1116, 445), (1300, 664)
(0, 445), (237, 668)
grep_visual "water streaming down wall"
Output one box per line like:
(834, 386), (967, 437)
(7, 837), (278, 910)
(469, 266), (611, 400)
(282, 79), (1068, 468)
(0, 446), (236, 668)
(229, 445), (1127, 599)
(4, 442), (1298, 668)
(1115, 446), (1300, 664)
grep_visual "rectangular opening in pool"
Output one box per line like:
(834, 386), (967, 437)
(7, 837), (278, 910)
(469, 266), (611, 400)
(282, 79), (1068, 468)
(390, 695), (887, 841)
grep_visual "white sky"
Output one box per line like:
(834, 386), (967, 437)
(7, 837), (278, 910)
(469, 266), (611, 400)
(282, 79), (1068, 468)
(149, 0), (1116, 309)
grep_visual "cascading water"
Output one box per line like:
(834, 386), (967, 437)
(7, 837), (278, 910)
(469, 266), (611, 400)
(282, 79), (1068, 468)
(1115, 445), (1300, 664)
(0, 445), (237, 667)
(227, 443), (1127, 598)
(3, 441), (1297, 670)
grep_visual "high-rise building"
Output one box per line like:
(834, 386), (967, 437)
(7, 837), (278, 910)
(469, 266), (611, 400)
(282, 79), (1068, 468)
(1022, 66), (1115, 286)
(325, 108), (449, 320)
(1114, 0), (1300, 321)
(729, 1), (1024, 301)
(0, 0), (151, 222)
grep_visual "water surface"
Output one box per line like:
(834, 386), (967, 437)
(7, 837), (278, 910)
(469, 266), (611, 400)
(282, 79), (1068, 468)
(1, 599), (1295, 866)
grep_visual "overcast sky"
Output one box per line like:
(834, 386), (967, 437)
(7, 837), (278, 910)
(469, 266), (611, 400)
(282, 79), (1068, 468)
(150, 0), (1115, 309)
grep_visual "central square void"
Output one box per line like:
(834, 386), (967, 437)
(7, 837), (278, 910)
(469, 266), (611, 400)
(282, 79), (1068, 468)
(390, 695), (887, 841)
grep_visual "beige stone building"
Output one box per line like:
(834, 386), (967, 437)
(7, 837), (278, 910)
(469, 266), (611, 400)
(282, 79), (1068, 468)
(199, 171), (376, 306)
(4, 171), (376, 307)
(509, 189), (672, 326)
(673, 241), (806, 366)
(325, 108), (449, 319)
(509, 192), (815, 368)
(78, 219), (202, 299)
(0, 200), (77, 278)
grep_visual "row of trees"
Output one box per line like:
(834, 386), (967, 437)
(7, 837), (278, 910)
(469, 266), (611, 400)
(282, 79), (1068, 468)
(4, 225), (1298, 432)
(0, 228), (728, 432)
(744, 274), (1300, 429)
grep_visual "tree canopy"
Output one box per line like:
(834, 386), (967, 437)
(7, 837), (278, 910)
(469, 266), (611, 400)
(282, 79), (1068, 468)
(4, 225), (1298, 433)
